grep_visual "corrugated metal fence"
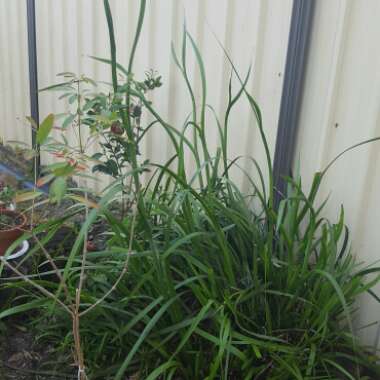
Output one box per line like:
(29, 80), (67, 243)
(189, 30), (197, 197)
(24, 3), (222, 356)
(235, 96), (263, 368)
(0, 0), (292, 190)
(0, 0), (31, 145)
(0, 0), (379, 347)
(296, 0), (380, 347)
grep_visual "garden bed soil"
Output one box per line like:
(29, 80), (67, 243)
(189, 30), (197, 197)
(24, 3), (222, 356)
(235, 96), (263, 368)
(0, 318), (75, 380)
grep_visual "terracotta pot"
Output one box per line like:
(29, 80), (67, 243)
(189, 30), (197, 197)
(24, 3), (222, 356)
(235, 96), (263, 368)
(0, 209), (27, 256)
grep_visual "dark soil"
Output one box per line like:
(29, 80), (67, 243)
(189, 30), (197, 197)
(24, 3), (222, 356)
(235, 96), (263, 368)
(0, 319), (75, 380)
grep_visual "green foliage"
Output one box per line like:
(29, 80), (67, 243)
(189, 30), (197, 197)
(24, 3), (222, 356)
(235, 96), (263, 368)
(49, 176), (67, 204)
(0, 183), (15, 207)
(36, 113), (54, 145)
(13, 166), (380, 379)
(1, 1), (380, 379)
(37, 64), (162, 214)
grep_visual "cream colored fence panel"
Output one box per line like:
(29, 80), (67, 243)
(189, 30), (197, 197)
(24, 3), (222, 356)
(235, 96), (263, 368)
(0, 0), (31, 145)
(0, 0), (293, 190)
(296, 0), (380, 348)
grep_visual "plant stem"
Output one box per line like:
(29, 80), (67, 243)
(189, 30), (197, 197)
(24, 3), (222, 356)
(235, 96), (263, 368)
(77, 81), (83, 154)
(74, 78), (88, 379)
(73, 290), (86, 380)
(80, 212), (136, 317)
(0, 257), (72, 314)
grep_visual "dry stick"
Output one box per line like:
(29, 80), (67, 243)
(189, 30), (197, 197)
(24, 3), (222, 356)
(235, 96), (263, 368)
(73, 199), (88, 379)
(0, 221), (15, 229)
(74, 289), (86, 380)
(76, 79), (88, 299)
(80, 212), (137, 317)
(77, 190), (89, 296)
(72, 80), (88, 380)
(0, 256), (72, 314)
(32, 232), (71, 302)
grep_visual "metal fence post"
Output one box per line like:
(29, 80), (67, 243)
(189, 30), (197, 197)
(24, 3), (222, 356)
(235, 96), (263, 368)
(26, 0), (40, 177)
(273, 0), (315, 209)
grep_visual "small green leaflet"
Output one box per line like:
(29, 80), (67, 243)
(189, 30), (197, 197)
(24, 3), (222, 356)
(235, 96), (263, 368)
(49, 177), (67, 204)
(36, 114), (54, 144)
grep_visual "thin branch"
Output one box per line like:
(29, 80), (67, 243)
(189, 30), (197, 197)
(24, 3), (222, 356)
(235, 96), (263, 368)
(80, 212), (136, 317)
(0, 256), (72, 315)
(77, 190), (89, 296)
(32, 232), (71, 302)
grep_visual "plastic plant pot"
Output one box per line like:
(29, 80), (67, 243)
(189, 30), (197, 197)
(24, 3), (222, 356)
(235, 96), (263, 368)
(0, 209), (27, 256)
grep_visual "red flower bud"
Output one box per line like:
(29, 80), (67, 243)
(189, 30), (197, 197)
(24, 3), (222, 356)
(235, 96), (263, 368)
(111, 121), (123, 135)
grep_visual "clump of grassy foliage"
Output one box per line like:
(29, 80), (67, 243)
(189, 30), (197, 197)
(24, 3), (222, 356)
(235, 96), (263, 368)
(1, 1), (380, 379)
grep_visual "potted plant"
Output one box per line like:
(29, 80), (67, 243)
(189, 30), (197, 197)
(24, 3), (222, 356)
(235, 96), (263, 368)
(0, 179), (16, 209)
(0, 181), (27, 256)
